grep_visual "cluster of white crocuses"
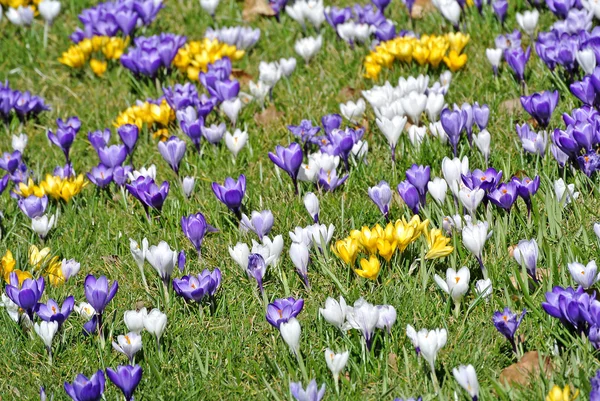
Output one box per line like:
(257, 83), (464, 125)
(246, 58), (297, 107)
(3, 0), (60, 27)
(129, 236), (181, 296)
(285, 0), (325, 31)
(363, 73), (454, 158)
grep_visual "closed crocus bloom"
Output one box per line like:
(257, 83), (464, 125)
(229, 242), (250, 271)
(377, 239), (397, 262)
(424, 228), (453, 259)
(459, 187), (485, 215)
(290, 242), (310, 286)
(64, 370), (105, 401)
(98, 144), (128, 168)
(84, 275), (118, 315)
(225, 129), (248, 158)
(74, 302), (96, 319)
(6, 6), (34, 26)
(145, 241), (177, 283)
(427, 177), (447, 204)
(112, 332), (142, 363)
(442, 156), (469, 194)
(443, 50), (468, 72)
(295, 35), (322, 64)
(345, 298), (380, 349)
(577, 48), (596, 76)
(426, 92), (445, 122)
(376, 304), (397, 333)
(473, 129), (491, 161)
(310, 223), (335, 251)
(368, 181), (392, 218)
(143, 308), (167, 343)
(340, 99), (366, 123)
(6, 272), (45, 320)
(106, 365), (143, 401)
(212, 175), (246, 217)
(554, 178), (579, 206)
(124, 308), (147, 334)
(182, 176), (195, 199)
(376, 115), (407, 162)
(303, 192), (319, 223)
(417, 327), (447, 372)
(241, 210), (273, 239)
(513, 239), (539, 278)
(32, 214), (56, 239)
(462, 221), (489, 275)
(325, 348), (349, 390)
(34, 320), (59, 351)
(516, 10), (539, 37)
(158, 136), (186, 175)
(453, 365), (479, 401)
(546, 385), (579, 401)
(38, 0), (61, 24)
(269, 143), (304, 193)
(290, 380), (326, 401)
(200, 0), (220, 16)
(332, 238), (359, 265)
(486, 48), (503, 75)
(12, 133), (28, 152)
(595, 222), (600, 241)
(60, 259), (80, 281)
(401, 91), (427, 125)
(18, 194), (48, 219)
(319, 296), (347, 329)
(408, 125), (426, 148)
(475, 278), (493, 300)
(220, 98), (242, 126)
(355, 255), (381, 280)
(280, 317), (301, 355)
(182, 212), (218, 255)
(568, 260), (599, 289)
(492, 307), (526, 352)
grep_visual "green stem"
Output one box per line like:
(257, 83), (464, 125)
(296, 351), (309, 383)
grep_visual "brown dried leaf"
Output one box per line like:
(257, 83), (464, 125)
(338, 86), (357, 102)
(101, 255), (120, 264)
(243, 0), (275, 21)
(499, 351), (552, 387)
(254, 105), (283, 126)
(135, 301), (147, 311)
(232, 68), (253, 86)
(411, 0), (435, 19)
(499, 98), (521, 114)
(388, 352), (398, 373)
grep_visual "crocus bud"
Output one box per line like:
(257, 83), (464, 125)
(225, 129), (248, 158)
(577, 48), (597, 76)
(459, 187), (485, 215)
(475, 278), (493, 300)
(515, 10), (538, 37)
(473, 129), (491, 161)
(417, 327), (447, 372)
(280, 317), (301, 355)
(124, 308), (147, 334)
(453, 365), (480, 401)
(38, 0), (61, 24)
(11, 133), (27, 152)
(200, 0), (220, 16)
(513, 239), (539, 278)
(486, 48), (503, 74)
(462, 221), (489, 261)
(143, 308), (167, 343)
(182, 176), (195, 198)
(32, 214), (55, 239)
(340, 98), (366, 123)
(221, 98), (242, 126)
(325, 349), (349, 382)
(319, 296), (347, 330)
(61, 259), (80, 281)
(427, 177), (448, 204)
(303, 192), (319, 223)
(229, 242), (250, 271)
(34, 320), (58, 349)
(289, 242), (310, 286)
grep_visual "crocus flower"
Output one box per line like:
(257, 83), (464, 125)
(212, 175), (246, 218)
(303, 192), (319, 223)
(34, 320), (58, 359)
(118, 124), (139, 155)
(36, 296), (75, 327)
(325, 348), (349, 394)
(488, 182), (518, 212)
(266, 297), (304, 328)
(84, 274), (118, 316)
(492, 0), (507, 24)
(317, 168), (348, 192)
(319, 296), (347, 330)
(520, 91), (559, 128)
(126, 176), (170, 214)
(453, 365), (479, 401)
(280, 317), (302, 355)
(513, 239), (539, 279)
(505, 46), (531, 84)
(64, 370), (105, 401)
(290, 380), (326, 401)
(493, 307), (526, 353)
(143, 308), (167, 345)
(5, 272), (45, 321)
(247, 253), (267, 294)
(112, 332), (142, 363)
(417, 327), (447, 373)
(462, 221), (489, 276)
(173, 268), (222, 303)
(181, 213), (218, 256)
(406, 164), (430, 205)
(440, 108), (466, 156)
(145, 241), (177, 284)
(18, 195), (48, 219)
(0, 150), (21, 173)
(434, 267), (470, 313)
(368, 181), (392, 219)
(48, 117), (80, 162)
(241, 210), (274, 239)
(269, 143), (303, 194)
(397, 181), (420, 214)
(542, 286), (592, 331)
(61, 259), (81, 281)
(345, 298), (379, 350)
(158, 136), (186, 175)
(568, 261), (599, 289)
(106, 365), (142, 401)
(290, 242), (310, 287)
(375, 305), (397, 333)
(124, 308), (147, 334)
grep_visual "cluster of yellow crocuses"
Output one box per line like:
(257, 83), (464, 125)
(14, 175), (88, 202)
(332, 216), (453, 280)
(59, 36), (130, 77)
(114, 98), (175, 141)
(364, 32), (470, 79)
(1, 246), (64, 286)
(173, 38), (245, 81)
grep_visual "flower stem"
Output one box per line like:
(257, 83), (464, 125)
(296, 351), (309, 383)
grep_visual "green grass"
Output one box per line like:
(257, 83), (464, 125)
(1, 0), (600, 399)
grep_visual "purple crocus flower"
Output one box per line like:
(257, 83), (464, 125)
(84, 274), (118, 316)
(106, 365), (142, 401)
(375, 21), (396, 41)
(266, 297), (304, 328)
(87, 164), (114, 188)
(36, 296), (75, 327)
(368, 180), (392, 219)
(542, 286), (593, 331)
(506, 47), (531, 84)
(112, 165), (132, 187)
(440, 108), (466, 156)
(0, 150), (21, 173)
(0, 174), (10, 195)
(158, 136), (186, 175)
(163, 82), (200, 111)
(473, 103), (490, 130)
(173, 268), (222, 303)
(488, 182), (518, 211)
(372, 0), (391, 12)
(177, 107), (204, 151)
(406, 164), (430, 205)
(520, 91), (559, 128)
(202, 123), (226, 145)
(88, 129), (111, 152)
(546, 0), (575, 19)
(48, 117), (80, 163)
(578, 152), (600, 177)
(126, 176), (170, 213)
(5, 272), (45, 321)
(317, 168), (348, 192)
(403, 0), (416, 16)
(321, 114), (343, 136)
(18, 194), (48, 219)
(206, 80), (240, 102)
(493, 308), (526, 353)
(492, 0), (508, 24)
(241, 210), (274, 239)
(269, 143), (303, 194)
(288, 120), (321, 146)
(516, 123), (547, 157)
(591, 370), (600, 399)
(64, 370), (105, 401)
(181, 212), (218, 255)
(290, 380), (326, 401)
(247, 253), (267, 294)
(212, 175), (246, 218)
(118, 125), (139, 155)
(463, 168), (503, 192)
(512, 175), (540, 216)
(570, 76), (597, 107)
(98, 144), (128, 168)
(397, 181), (420, 214)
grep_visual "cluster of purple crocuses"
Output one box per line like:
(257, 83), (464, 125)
(87, 124), (138, 188)
(70, 0), (164, 43)
(0, 80), (50, 121)
(0, 148), (29, 191)
(439, 102), (489, 157)
(325, 0), (397, 44)
(120, 34), (187, 77)
(62, 365), (143, 401)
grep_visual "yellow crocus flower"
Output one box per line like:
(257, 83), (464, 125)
(358, 226), (380, 254)
(424, 228), (454, 259)
(90, 59), (108, 77)
(364, 62), (381, 80)
(428, 44), (447, 68)
(332, 238), (360, 265)
(447, 32), (470, 54)
(393, 220), (416, 252)
(395, 38), (415, 63)
(77, 38), (94, 56)
(41, 174), (88, 202)
(46, 258), (65, 286)
(29, 245), (51, 269)
(1, 250), (16, 282)
(152, 129), (170, 142)
(412, 45), (430, 66)
(14, 178), (45, 197)
(384, 223), (396, 242)
(355, 255), (381, 280)
(377, 239), (397, 262)
(405, 215), (429, 240)
(443, 50), (468, 72)
(545, 385), (578, 401)
(11, 270), (33, 285)
(102, 36), (129, 60)
(59, 47), (88, 68)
